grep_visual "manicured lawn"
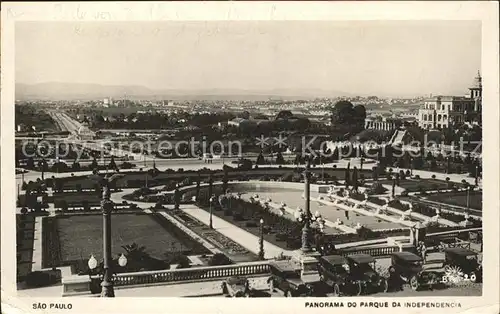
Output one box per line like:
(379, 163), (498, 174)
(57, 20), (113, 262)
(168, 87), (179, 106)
(46, 213), (209, 268)
(378, 178), (450, 192)
(425, 191), (482, 211)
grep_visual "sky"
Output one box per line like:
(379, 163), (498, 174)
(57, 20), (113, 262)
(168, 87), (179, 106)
(15, 21), (481, 97)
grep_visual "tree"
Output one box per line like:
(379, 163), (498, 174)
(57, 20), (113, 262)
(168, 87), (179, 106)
(61, 200), (68, 213)
(352, 167), (359, 191)
(82, 200), (90, 211)
(164, 253), (191, 269)
(256, 152), (265, 165)
(26, 157), (35, 169)
(195, 173), (201, 201)
(174, 185), (181, 210)
(222, 168), (229, 193)
(238, 111), (251, 120)
(331, 101), (355, 125)
(352, 105), (367, 127)
(208, 253), (232, 266)
(345, 163), (351, 189)
(237, 158), (253, 171)
(294, 153), (302, 165)
(372, 166), (379, 181)
(108, 156), (117, 171)
(91, 157), (98, 170)
(275, 151), (285, 165)
(208, 173), (213, 201)
(275, 110), (294, 121)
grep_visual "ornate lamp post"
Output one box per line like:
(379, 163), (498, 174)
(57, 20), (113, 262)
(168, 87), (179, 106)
(208, 171), (213, 200)
(37, 146), (47, 181)
(88, 254), (128, 292)
(209, 195), (215, 229)
(294, 207), (325, 252)
(174, 183), (181, 210)
(118, 254), (128, 268)
(258, 218), (265, 260)
(299, 159), (314, 252)
(88, 171), (124, 297)
(88, 254), (98, 279)
(314, 211), (326, 233)
(465, 184), (471, 211)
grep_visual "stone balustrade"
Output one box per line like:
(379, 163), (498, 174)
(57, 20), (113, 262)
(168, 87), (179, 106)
(339, 245), (400, 258)
(113, 261), (270, 287)
(62, 261), (271, 296)
(426, 227), (482, 238)
(63, 238), (417, 296)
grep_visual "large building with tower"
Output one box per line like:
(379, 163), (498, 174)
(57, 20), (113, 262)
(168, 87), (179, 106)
(418, 72), (482, 130)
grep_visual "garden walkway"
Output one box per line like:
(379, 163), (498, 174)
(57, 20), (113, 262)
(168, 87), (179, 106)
(110, 189), (290, 259)
(180, 204), (292, 259)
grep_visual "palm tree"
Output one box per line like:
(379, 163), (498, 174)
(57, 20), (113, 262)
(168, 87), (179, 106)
(121, 243), (148, 265)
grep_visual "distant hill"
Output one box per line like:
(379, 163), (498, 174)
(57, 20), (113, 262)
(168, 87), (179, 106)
(15, 82), (353, 101)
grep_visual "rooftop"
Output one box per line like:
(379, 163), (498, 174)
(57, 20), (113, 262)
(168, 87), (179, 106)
(445, 247), (477, 256)
(392, 251), (422, 261)
(320, 255), (348, 265)
(347, 254), (376, 264)
(424, 96), (473, 102)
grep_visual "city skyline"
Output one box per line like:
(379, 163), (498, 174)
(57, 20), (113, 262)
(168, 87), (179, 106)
(16, 21), (481, 98)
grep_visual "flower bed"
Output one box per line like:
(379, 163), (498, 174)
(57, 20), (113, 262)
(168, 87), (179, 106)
(410, 203), (436, 217)
(349, 192), (365, 201)
(172, 211), (257, 262)
(388, 199), (410, 211)
(367, 197), (386, 206)
(197, 198), (311, 250)
(439, 212), (466, 223)
(366, 182), (387, 195)
(52, 192), (102, 208)
(41, 217), (62, 268)
(322, 228), (410, 245)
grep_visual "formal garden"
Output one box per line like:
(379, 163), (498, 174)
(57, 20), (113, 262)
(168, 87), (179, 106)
(18, 159), (482, 288)
(24, 164), (376, 192)
(41, 213), (212, 274)
(169, 210), (258, 263)
(16, 214), (36, 282)
(424, 190), (482, 211)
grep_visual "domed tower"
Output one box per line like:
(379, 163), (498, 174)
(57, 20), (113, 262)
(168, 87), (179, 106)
(468, 70), (482, 124)
(469, 70), (482, 99)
